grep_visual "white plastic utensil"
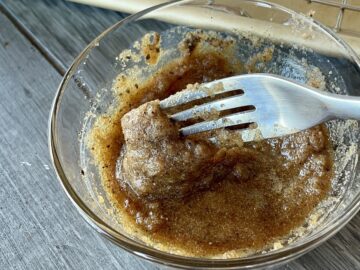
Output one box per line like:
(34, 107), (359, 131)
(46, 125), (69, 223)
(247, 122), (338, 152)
(160, 74), (360, 142)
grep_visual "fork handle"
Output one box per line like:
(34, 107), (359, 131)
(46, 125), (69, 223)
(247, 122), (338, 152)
(323, 93), (360, 120)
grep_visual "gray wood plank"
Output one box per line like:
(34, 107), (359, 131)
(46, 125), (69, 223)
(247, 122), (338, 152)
(0, 11), (158, 270)
(0, 0), (127, 74)
(0, 0), (359, 269)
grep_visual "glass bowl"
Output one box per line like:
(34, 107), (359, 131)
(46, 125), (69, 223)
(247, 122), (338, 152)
(49, 0), (360, 268)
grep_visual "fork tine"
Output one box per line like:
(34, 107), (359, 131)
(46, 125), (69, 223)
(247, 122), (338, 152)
(170, 94), (253, 121)
(180, 110), (258, 136)
(159, 77), (245, 109)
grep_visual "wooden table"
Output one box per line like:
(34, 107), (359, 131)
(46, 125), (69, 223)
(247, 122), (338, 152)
(0, 1), (359, 269)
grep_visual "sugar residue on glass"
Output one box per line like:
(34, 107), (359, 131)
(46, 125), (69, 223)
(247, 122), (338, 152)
(82, 28), (351, 258)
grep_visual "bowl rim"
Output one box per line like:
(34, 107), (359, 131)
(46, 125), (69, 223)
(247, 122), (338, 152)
(49, 0), (360, 268)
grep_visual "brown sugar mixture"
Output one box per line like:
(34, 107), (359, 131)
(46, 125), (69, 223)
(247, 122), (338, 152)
(87, 30), (333, 257)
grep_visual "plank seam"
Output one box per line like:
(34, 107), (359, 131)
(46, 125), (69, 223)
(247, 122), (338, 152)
(0, 4), (67, 75)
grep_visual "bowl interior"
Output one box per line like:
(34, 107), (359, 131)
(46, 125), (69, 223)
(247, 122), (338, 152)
(51, 0), (360, 268)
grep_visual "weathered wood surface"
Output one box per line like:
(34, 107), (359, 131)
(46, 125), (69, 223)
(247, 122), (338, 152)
(0, 0), (359, 269)
(0, 10), (158, 270)
(0, 0), (126, 74)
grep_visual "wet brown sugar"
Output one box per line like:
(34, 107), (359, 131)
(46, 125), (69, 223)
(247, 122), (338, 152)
(87, 31), (333, 257)
(117, 100), (231, 201)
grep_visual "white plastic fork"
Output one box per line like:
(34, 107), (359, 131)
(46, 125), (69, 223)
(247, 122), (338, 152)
(159, 74), (360, 142)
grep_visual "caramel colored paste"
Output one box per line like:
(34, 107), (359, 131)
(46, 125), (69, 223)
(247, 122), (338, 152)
(87, 31), (333, 257)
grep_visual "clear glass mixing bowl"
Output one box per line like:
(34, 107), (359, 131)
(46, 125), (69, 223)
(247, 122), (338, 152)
(49, 0), (360, 268)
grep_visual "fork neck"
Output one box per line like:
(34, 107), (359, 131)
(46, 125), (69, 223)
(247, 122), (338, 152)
(323, 93), (360, 120)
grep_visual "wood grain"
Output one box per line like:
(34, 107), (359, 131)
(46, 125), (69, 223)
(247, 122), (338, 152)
(0, 0), (126, 74)
(0, 11), (158, 270)
(0, 0), (359, 269)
